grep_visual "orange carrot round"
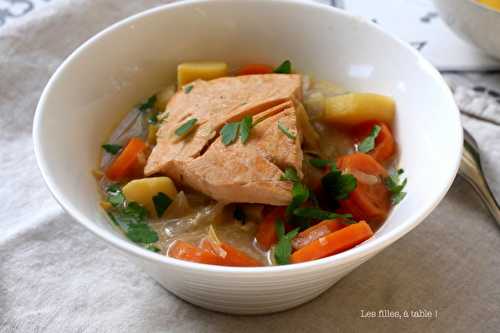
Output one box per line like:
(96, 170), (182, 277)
(354, 122), (396, 162)
(291, 221), (373, 263)
(255, 206), (286, 250)
(291, 219), (346, 250)
(337, 153), (391, 223)
(105, 137), (146, 181)
(238, 64), (274, 75)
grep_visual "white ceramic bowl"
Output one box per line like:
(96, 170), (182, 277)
(33, 0), (462, 314)
(433, 0), (500, 59)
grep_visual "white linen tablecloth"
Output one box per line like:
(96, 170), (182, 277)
(1, 1), (499, 332)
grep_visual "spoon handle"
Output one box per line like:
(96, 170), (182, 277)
(459, 147), (500, 226)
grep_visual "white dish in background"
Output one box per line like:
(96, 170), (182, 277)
(33, 0), (462, 314)
(433, 0), (500, 60)
(338, 0), (500, 71)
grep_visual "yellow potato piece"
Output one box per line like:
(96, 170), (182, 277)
(323, 93), (395, 126)
(122, 177), (177, 218)
(177, 62), (228, 87)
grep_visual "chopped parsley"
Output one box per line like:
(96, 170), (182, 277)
(292, 207), (353, 222)
(220, 122), (240, 145)
(126, 223), (159, 243)
(233, 206), (246, 225)
(287, 182), (310, 216)
(106, 189), (159, 247)
(278, 121), (296, 141)
(239, 116), (253, 144)
(358, 125), (381, 153)
(309, 158), (333, 169)
(280, 167), (301, 183)
(274, 219), (300, 265)
(138, 95), (157, 112)
(278, 167), (310, 221)
(274, 60), (292, 74)
(148, 113), (158, 124)
(152, 192), (172, 218)
(115, 202), (148, 225)
(184, 84), (194, 94)
(175, 118), (198, 137)
(101, 144), (122, 155)
(106, 184), (125, 207)
(322, 164), (357, 200)
(384, 168), (408, 205)
(146, 244), (161, 253)
(221, 116), (254, 145)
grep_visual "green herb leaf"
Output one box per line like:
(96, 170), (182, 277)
(274, 219), (300, 265)
(148, 113), (158, 124)
(221, 122), (240, 145)
(175, 118), (198, 137)
(146, 244), (161, 253)
(286, 182), (310, 216)
(384, 169), (408, 205)
(321, 164), (357, 200)
(274, 60), (292, 74)
(106, 196), (159, 245)
(275, 238), (292, 265)
(309, 158), (333, 169)
(118, 202), (148, 224)
(276, 218), (286, 240)
(279, 167), (310, 217)
(138, 95), (157, 112)
(292, 207), (353, 221)
(280, 167), (300, 183)
(233, 206), (246, 225)
(239, 116), (253, 144)
(278, 121), (296, 141)
(106, 184), (125, 207)
(152, 192), (172, 218)
(358, 125), (381, 153)
(126, 223), (159, 243)
(102, 144), (122, 155)
(184, 84), (194, 94)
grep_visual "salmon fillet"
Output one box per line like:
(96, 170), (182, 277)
(144, 74), (304, 204)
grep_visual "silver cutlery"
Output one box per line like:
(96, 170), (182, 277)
(459, 128), (500, 226)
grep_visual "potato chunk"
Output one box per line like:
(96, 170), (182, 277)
(322, 93), (395, 126)
(122, 177), (177, 217)
(177, 62), (228, 87)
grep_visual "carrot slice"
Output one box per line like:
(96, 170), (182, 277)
(291, 219), (346, 250)
(200, 238), (262, 267)
(291, 221), (373, 263)
(336, 153), (391, 224)
(220, 243), (262, 267)
(105, 138), (147, 181)
(168, 240), (222, 265)
(255, 206), (286, 250)
(238, 64), (274, 75)
(337, 152), (388, 177)
(354, 122), (396, 162)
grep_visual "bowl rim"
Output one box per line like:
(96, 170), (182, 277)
(33, 0), (462, 274)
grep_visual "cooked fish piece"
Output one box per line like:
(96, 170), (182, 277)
(144, 74), (304, 204)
